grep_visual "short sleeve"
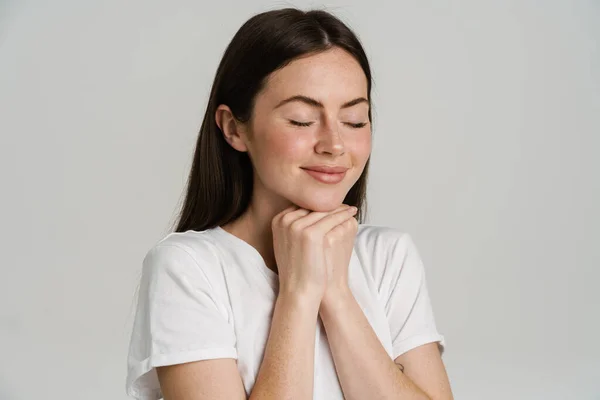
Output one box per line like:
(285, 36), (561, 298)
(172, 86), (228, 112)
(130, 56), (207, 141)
(382, 233), (446, 360)
(126, 244), (237, 400)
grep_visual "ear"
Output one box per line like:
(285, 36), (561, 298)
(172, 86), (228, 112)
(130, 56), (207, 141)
(215, 104), (249, 152)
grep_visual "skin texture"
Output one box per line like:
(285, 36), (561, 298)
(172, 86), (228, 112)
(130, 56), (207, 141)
(156, 47), (453, 399)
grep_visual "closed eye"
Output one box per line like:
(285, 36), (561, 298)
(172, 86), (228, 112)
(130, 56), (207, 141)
(289, 120), (313, 127)
(289, 120), (368, 129)
(346, 122), (368, 128)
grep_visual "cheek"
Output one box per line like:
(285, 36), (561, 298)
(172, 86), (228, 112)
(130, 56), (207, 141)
(262, 131), (311, 162)
(248, 127), (311, 178)
(348, 132), (372, 163)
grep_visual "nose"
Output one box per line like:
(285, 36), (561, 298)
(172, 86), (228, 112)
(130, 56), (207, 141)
(315, 123), (345, 156)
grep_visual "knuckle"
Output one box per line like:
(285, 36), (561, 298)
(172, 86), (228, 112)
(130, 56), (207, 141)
(347, 220), (358, 234)
(280, 213), (296, 226)
(289, 220), (304, 235)
(302, 227), (321, 243)
(326, 228), (341, 242)
(325, 234), (337, 246)
(271, 216), (279, 228)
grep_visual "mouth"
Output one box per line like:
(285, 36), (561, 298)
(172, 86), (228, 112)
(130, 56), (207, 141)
(301, 167), (348, 184)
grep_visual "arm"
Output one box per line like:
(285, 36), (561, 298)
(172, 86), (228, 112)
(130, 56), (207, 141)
(319, 287), (453, 400)
(157, 291), (320, 400)
(249, 291), (320, 399)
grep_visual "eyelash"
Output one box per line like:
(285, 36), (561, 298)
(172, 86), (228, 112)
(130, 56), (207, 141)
(289, 120), (368, 129)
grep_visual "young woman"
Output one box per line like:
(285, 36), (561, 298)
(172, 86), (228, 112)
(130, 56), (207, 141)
(126, 7), (453, 400)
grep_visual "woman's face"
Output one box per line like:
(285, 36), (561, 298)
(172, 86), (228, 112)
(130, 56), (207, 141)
(243, 47), (372, 212)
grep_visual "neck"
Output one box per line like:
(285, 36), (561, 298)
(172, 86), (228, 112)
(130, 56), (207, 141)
(220, 191), (293, 274)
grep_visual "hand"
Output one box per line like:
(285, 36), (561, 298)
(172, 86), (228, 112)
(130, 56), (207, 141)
(271, 204), (358, 305)
(321, 206), (359, 309)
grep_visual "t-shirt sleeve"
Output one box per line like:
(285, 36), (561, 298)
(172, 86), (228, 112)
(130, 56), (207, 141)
(126, 243), (237, 400)
(382, 233), (446, 360)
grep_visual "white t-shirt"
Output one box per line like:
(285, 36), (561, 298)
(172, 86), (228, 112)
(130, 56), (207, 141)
(126, 224), (445, 399)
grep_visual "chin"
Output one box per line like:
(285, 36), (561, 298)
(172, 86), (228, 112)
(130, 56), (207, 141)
(291, 195), (347, 213)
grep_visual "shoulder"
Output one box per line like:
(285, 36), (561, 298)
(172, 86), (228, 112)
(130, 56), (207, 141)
(147, 229), (219, 260)
(141, 228), (225, 285)
(354, 224), (424, 289)
(355, 223), (416, 254)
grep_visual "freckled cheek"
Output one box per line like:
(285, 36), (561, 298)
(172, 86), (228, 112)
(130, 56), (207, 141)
(347, 133), (372, 162)
(268, 134), (312, 162)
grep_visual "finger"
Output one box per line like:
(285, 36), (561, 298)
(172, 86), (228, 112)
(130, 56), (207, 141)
(328, 214), (358, 237)
(279, 207), (312, 227)
(290, 204), (351, 230)
(304, 206), (357, 234)
(272, 205), (300, 224)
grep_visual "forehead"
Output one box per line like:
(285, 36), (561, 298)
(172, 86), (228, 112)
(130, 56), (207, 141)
(260, 48), (368, 107)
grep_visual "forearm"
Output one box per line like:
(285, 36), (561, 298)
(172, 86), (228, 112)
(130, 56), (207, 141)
(319, 288), (430, 400)
(249, 292), (319, 400)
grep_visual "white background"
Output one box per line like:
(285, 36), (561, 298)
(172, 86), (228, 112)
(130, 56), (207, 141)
(1, 1), (598, 399)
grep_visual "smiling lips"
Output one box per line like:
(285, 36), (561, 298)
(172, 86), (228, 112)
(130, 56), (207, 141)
(301, 165), (349, 184)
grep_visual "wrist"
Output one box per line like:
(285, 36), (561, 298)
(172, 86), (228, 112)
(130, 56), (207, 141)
(319, 284), (353, 316)
(277, 288), (322, 314)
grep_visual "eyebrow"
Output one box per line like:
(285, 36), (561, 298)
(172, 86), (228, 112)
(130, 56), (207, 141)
(273, 95), (369, 110)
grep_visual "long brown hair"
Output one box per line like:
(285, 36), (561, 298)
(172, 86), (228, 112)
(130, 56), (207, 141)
(173, 8), (373, 233)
